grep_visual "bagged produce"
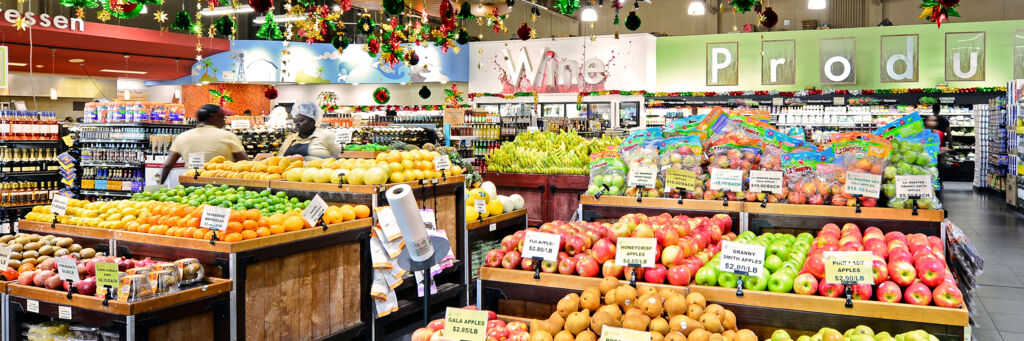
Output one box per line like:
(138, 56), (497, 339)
(174, 258), (205, 285)
(830, 132), (892, 207)
(782, 150), (837, 205)
(586, 151), (627, 197)
(704, 135), (763, 201)
(759, 127), (812, 171)
(882, 133), (942, 209)
(624, 138), (663, 198)
(658, 136), (706, 199)
(662, 115), (707, 139)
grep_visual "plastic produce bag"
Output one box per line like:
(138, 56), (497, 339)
(658, 136), (706, 199)
(704, 138), (763, 201)
(830, 132), (892, 207)
(624, 138), (663, 198)
(782, 151), (836, 205)
(586, 151), (627, 197)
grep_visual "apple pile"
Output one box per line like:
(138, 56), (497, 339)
(693, 231), (812, 294)
(482, 213), (734, 284)
(794, 223), (963, 308)
(768, 326), (938, 341)
(410, 305), (530, 341)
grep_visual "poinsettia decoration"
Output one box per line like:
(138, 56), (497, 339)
(373, 87), (391, 105)
(293, 4), (341, 44)
(919, 0), (960, 27)
(481, 7), (507, 33)
(444, 83), (463, 107)
(209, 85), (234, 106)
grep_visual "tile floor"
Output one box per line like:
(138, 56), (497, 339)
(940, 182), (1024, 341)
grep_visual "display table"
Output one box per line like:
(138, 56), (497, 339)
(6, 278), (232, 341)
(464, 209), (528, 300)
(482, 172), (588, 225)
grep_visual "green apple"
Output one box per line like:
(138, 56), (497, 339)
(695, 266), (718, 286)
(850, 335), (875, 341)
(796, 336), (810, 341)
(852, 325), (874, 336)
(765, 254), (784, 273)
(874, 332), (894, 341)
(718, 272), (739, 288)
(767, 241), (792, 261)
(767, 271), (795, 293)
(771, 330), (792, 341)
(743, 271), (769, 291)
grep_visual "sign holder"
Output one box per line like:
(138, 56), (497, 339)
(675, 187), (685, 205)
(65, 279), (77, 299)
(635, 186), (643, 203)
(760, 191), (771, 208)
(845, 284), (854, 308)
(594, 184), (610, 200)
(101, 285), (114, 306)
(628, 263), (641, 287)
(735, 272), (746, 297)
(532, 256), (543, 280)
(908, 195), (921, 216)
(851, 194), (863, 213)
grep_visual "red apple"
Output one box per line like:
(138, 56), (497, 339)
(871, 258), (888, 285)
(484, 249), (505, 268)
(644, 264), (667, 284)
(540, 260), (558, 273)
(793, 273), (818, 295)
(915, 258), (946, 287)
(486, 328), (509, 341)
(591, 238), (616, 264)
(632, 223), (655, 238)
(506, 321), (528, 334)
(818, 280), (844, 298)
(558, 257), (577, 275)
(411, 328), (434, 341)
(507, 330), (529, 341)
(564, 235), (586, 256)
(888, 260), (917, 287)
(661, 245), (685, 268)
(821, 223), (840, 235)
(803, 255), (826, 279)
(885, 231), (907, 245)
(904, 282), (932, 305)
(876, 280), (902, 303)
(501, 235), (518, 252)
(851, 284), (872, 300)
(427, 319), (445, 332)
(712, 213), (732, 234)
(520, 258), (537, 271)
(575, 254), (600, 277)
(666, 265), (691, 286)
(602, 260), (623, 278)
(888, 249), (913, 264)
(501, 251), (522, 269)
(932, 283), (964, 308)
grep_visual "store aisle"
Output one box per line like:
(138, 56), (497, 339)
(941, 182), (1024, 341)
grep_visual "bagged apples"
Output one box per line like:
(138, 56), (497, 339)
(619, 129), (664, 198)
(658, 136), (706, 199)
(586, 150), (627, 197)
(829, 132), (892, 207)
(782, 150), (836, 205)
(703, 128), (764, 201)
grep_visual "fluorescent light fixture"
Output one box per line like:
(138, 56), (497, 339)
(253, 13), (307, 24)
(50, 88), (57, 100)
(808, 0), (826, 9)
(123, 89), (131, 100)
(200, 6), (253, 16)
(581, 6), (597, 21)
(68, 58), (84, 63)
(688, 1), (706, 15)
(99, 69), (149, 75)
(8, 62), (26, 66)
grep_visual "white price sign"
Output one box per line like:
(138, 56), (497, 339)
(301, 195), (328, 227)
(709, 168), (744, 192)
(474, 199), (487, 214)
(600, 326), (652, 341)
(895, 175), (933, 199)
(748, 170), (783, 194)
(55, 257), (80, 282)
(844, 171), (882, 198)
(614, 237), (657, 268)
(50, 194), (70, 216)
(434, 155), (451, 171)
(0, 246), (11, 269)
(823, 251), (874, 285)
(59, 306), (72, 320)
(187, 152), (206, 169)
(521, 231), (561, 262)
(231, 120), (250, 129)
(626, 167), (657, 188)
(718, 241), (766, 276)
(335, 129), (353, 145)
(27, 300), (39, 313)
(200, 205), (231, 231)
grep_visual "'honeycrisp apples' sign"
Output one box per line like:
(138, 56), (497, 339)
(823, 251), (873, 285)
(718, 241), (766, 276)
(615, 237), (657, 267)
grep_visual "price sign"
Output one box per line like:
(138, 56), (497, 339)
(200, 205), (231, 231)
(600, 326), (652, 341)
(62, 135), (73, 147)
(895, 175), (933, 199)
(335, 130), (353, 145)
(474, 199), (487, 214)
(664, 168), (696, 191)
(231, 120), (250, 129)
(718, 241), (766, 276)
(748, 170), (783, 193)
(51, 194), (70, 216)
(434, 155), (451, 171)
(27, 300), (39, 313)
(833, 97), (845, 105)
(95, 262), (120, 289)
(709, 168), (743, 192)
(772, 98), (784, 106)
(443, 307), (488, 341)
(615, 237), (657, 267)
(521, 231), (561, 262)
(55, 257), (80, 282)
(187, 152), (206, 169)
(626, 167), (657, 188)
(58, 306), (71, 320)
(301, 195), (328, 226)
(0, 246), (11, 269)
(844, 172), (882, 198)
(527, 126), (539, 132)
(823, 251), (873, 285)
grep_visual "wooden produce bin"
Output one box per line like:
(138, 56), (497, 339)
(464, 209), (528, 299)
(578, 195), (745, 228)
(742, 202), (948, 243)
(338, 150), (384, 159)
(482, 173), (589, 225)
(6, 278), (232, 341)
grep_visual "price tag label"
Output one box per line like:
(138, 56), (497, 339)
(664, 168), (696, 191)
(844, 172), (882, 198)
(27, 300), (39, 313)
(718, 241), (766, 276)
(0, 246), (11, 269)
(600, 326), (652, 341)
(615, 237), (657, 267)
(301, 195), (328, 227)
(709, 168), (743, 192)
(335, 129), (353, 146)
(187, 152), (206, 169)
(895, 175), (933, 199)
(231, 120), (250, 129)
(474, 199), (487, 214)
(58, 306), (71, 320)
(823, 251), (873, 285)
(94, 262), (120, 289)
(489, 223), (496, 231)
(434, 155), (451, 171)
(748, 170), (783, 193)
(62, 135), (73, 147)
(527, 126), (539, 132)
(521, 231), (561, 262)
(833, 97), (845, 105)
(55, 257), (80, 282)
(626, 167), (657, 188)
(51, 194), (70, 216)
(443, 307), (488, 341)
(772, 98), (784, 106)
(200, 205), (231, 231)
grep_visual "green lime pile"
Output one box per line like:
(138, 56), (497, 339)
(345, 143), (388, 151)
(131, 185), (309, 215)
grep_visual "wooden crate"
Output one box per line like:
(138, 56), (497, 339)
(147, 312), (216, 341)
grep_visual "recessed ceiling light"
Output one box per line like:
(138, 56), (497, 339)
(8, 62), (26, 66)
(99, 69), (148, 75)
(35, 65), (44, 68)
(68, 58), (85, 63)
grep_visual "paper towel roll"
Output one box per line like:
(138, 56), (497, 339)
(385, 184), (434, 262)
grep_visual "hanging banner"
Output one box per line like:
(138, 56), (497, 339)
(880, 34), (919, 83)
(707, 42), (739, 86)
(819, 37), (856, 84)
(946, 32), (986, 81)
(762, 40), (795, 85)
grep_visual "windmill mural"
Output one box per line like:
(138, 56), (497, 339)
(229, 49), (247, 82)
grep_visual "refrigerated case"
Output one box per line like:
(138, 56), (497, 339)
(619, 102), (640, 128)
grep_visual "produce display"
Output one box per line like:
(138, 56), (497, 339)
(15, 255), (204, 301)
(22, 321), (120, 341)
(485, 131), (622, 175)
(410, 305), (529, 341)
(693, 230), (811, 293)
(465, 181), (525, 221)
(0, 233), (100, 276)
(481, 212), (733, 284)
(344, 143), (388, 151)
(875, 114), (943, 209)
(190, 150), (466, 184)
(767, 327), (940, 341)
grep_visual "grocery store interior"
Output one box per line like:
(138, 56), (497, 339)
(0, 0), (1023, 340)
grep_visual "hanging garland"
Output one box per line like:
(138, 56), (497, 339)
(60, 0), (99, 8)
(382, 0), (405, 16)
(444, 84), (463, 107)
(356, 15), (375, 34)
(481, 7), (507, 33)
(554, 0), (580, 15)
(264, 86), (279, 100)
(419, 86), (432, 99)
(171, 10), (194, 32)
(294, 4), (341, 44)
(256, 12), (284, 39)
(248, 0), (273, 13)
(214, 15), (235, 36)
(624, 11), (641, 31)
(105, 0), (144, 19)
(373, 87), (391, 105)
(317, 91), (341, 112)
(919, 0), (960, 27)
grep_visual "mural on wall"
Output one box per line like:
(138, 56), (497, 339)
(182, 84), (271, 117)
(468, 34), (656, 94)
(191, 40), (468, 84)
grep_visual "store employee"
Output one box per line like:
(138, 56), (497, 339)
(276, 101), (341, 160)
(158, 104), (247, 184)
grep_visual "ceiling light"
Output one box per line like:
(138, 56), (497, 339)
(50, 88), (57, 100)
(9, 62), (26, 67)
(100, 69), (148, 75)
(68, 58), (85, 63)
(688, 1), (706, 15)
(200, 6), (253, 16)
(808, 0), (826, 9)
(581, 6), (597, 21)
(253, 13), (307, 24)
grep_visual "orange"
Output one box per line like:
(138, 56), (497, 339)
(256, 227), (271, 237)
(125, 221), (139, 232)
(137, 215), (149, 225)
(242, 220), (259, 231)
(187, 217), (201, 228)
(229, 211), (244, 223)
(165, 227), (179, 236)
(194, 228), (209, 239)
(166, 217), (180, 228)
(147, 224), (161, 234)
(183, 227), (197, 238)
(244, 209), (261, 221)
(138, 224), (151, 234)
(339, 207), (356, 222)
(269, 225), (285, 235)
(226, 221), (244, 234)
(174, 227), (188, 238)
(353, 205), (370, 219)
(223, 232), (243, 242)
(203, 230), (217, 241)
(269, 213), (285, 227)
(177, 217), (191, 228)
(17, 263), (34, 273)
(170, 205), (186, 217)
(258, 217), (270, 228)
(325, 210), (343, 224)
(283, 216), (303, 232)
(240, 230), (258, 240)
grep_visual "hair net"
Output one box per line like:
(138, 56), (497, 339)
(291, 101), (322, 122)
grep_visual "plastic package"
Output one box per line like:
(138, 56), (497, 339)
(782, 151), (836, 205)
(705, 135), (763, 201)
(658, 136), (706, 199)
(152, 263), (181, 287)
(117, 274), (154, 302)
(586, 151), (627, 197)
(25, 322), (71, 336)
(149, 270), (179, 295)
(830, 132), (892, 207)
(69, 325), (100, 341)
(624, 138), (664, 198)
(174, 258), (205, 285)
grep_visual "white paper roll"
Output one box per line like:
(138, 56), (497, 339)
(385, 184), (434, 262)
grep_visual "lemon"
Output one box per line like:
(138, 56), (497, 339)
(466, 206), (479, 221)
(486, 200), (504, 216)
